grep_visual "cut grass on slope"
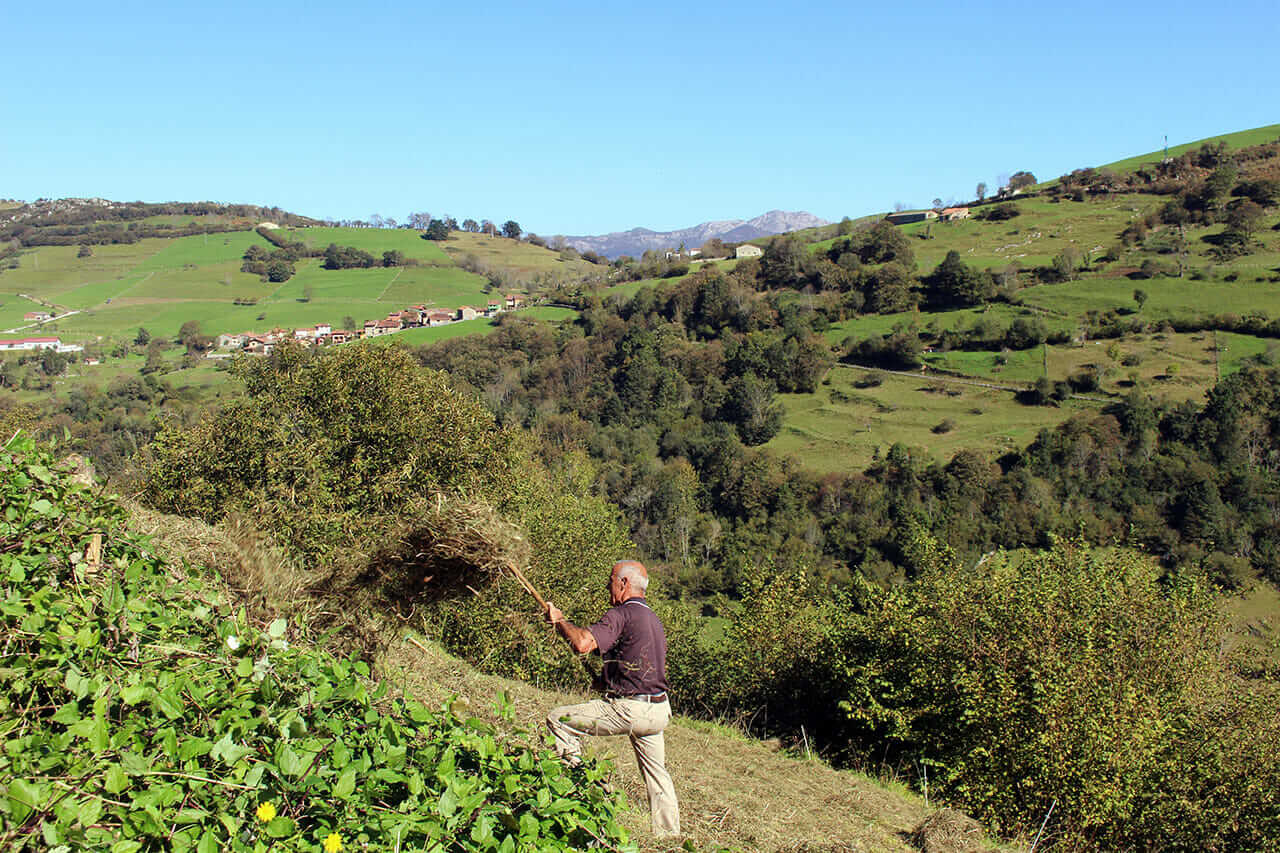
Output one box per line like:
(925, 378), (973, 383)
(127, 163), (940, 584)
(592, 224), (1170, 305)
(274, 226), (453, 264)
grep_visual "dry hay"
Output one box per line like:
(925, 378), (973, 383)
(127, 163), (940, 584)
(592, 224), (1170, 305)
(355, 495), (532, 612)
(909, 808), (985, 853)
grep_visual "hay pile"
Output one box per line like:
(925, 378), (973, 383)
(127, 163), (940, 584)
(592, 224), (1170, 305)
(357, 495), (533, 612)
(909, 808), (986, 853)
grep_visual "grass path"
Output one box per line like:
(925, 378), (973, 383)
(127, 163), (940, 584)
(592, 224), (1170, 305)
(376, 267), (403, 301)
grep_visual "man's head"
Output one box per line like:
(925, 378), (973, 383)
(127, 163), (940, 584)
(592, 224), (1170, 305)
(608, 560), (648, 605)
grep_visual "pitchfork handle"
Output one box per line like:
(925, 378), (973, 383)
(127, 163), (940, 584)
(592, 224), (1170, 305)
(505, 561), (548, 610)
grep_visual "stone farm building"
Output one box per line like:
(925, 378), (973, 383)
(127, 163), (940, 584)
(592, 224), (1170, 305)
(735, 244), (763, 259)
(885, 211), (939, 225)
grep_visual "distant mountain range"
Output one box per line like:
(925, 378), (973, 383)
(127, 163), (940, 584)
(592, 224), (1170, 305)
(564, 210), (830, 259)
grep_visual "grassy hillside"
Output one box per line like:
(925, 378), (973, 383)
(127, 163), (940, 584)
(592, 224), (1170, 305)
(760, 130), (1280, 471)
(0, 216), (598, 345)
(1098, 123), (1280, 175)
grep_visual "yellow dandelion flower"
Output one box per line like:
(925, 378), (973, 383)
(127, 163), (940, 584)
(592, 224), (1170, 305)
(255, 801), (276, 823)
(323, 832), (343, 852)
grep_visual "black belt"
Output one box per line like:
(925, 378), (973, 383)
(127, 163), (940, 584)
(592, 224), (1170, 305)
(607, 692), (668, 703)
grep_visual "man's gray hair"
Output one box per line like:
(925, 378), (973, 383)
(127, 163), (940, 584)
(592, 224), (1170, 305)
(614, 560), (649, 591)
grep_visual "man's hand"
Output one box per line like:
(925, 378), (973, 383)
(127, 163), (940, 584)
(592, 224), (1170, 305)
(546, 602), (564, 625)
(545, 603), (598, 655)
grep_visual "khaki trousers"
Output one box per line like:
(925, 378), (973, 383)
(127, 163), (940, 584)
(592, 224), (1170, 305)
(546, 697), (680, 837)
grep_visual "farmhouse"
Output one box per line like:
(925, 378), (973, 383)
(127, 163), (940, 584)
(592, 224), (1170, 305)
(23, 311), (53, 322)
(735, 244), (763, 259)
(457, 306), (479, 321)
(217, 332), (251, 349)
(504, 294), (524, 310)
(486, 300), (501, 317)
(940, 207), (970, 221)
(427, 311), (453, 326)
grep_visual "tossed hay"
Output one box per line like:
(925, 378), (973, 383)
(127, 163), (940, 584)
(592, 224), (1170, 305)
(909, 808), (985, 853)
(357, 496), (534, 612)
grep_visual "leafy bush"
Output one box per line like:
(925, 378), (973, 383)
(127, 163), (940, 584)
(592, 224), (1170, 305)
(828, 534), (1280, 848)
(145, 343), (516, 563)
(0, 435), (633, 852)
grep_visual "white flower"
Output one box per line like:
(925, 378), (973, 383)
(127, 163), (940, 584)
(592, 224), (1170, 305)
(226, 635), (240, 650)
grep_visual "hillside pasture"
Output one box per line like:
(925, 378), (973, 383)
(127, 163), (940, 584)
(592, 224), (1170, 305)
(131, 230), (271, 272)
(0, 242), (161, 295)
(767, 365), (1094, 472)
(274, 226), (452, 264)
(923, 330), (1233, 404)
(443, 231), (601, 279)
(1020, 274), (1280, 320)
(1098, 124), (1280, 175)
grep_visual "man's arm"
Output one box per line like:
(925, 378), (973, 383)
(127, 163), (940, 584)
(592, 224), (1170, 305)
(546, 603), (598, 655)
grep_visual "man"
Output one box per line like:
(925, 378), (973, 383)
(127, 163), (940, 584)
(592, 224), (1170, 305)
(545, 560), (680, 838)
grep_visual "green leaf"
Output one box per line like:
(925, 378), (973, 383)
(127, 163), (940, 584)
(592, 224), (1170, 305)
(77, 797), (103, 828)
(121, 683), (150, 705)
(438, 787), (457, 818)
(29, 498), (53, 515)
(52, 701), (82, 725)
(103, 583), (125, 614)
(265, 816), (295, 838)
(103, 764), (130, 794)
(111, 842), (142, 853)
(7, 778), (41, 825)
(277, 744), (304, 778)
(235, 657), (253, 678)
(334, 768), (357, 799)
(268, 618), (287, 638)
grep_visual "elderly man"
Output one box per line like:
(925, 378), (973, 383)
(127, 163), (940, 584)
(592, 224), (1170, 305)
(545, 560), (680, 837)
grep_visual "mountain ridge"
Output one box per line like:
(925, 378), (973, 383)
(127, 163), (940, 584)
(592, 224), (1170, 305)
(565, 209), (830, 259)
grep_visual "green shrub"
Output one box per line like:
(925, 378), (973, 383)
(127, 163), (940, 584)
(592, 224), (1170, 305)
(828, 532), (1280, 848)
(144, 343), (516, 563)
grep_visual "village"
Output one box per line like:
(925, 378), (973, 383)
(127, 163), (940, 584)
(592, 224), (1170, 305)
(0, 295), (528, 361)
(212, 292), (527, 356)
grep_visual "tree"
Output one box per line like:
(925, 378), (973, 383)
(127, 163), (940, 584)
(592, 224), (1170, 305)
(408, 212), (432, 230)
(925, 251), (994, 308)
(178, 321), (203, 348)
(1008, 171), (1037, 190)
(931, 198), (944, 211)
(462, 219), (479, 233)
(77, 244), (93, 258)
(502, 220), (522, 240)
(422, 220), (450, 241)
(1051, 247), (1086, 281)
(1226, 200), (1265, 239)
(976, 182), (988, 202)
(382, 250), (406, 267)
(1133, 289), (1149, 311)
(266, 258), (294, 282)
(134, 327), (152, 347)
(342, 316), (356, 332)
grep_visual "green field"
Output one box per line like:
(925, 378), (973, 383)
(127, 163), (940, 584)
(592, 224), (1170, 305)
(1097, 124), (1280, 175)
(273, 226), (452, 264)
(767, 365), (1098, 472)
(0, 225), (572, 342)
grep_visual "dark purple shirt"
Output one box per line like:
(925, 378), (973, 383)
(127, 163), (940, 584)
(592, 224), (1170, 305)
(588, 597), (669, 697)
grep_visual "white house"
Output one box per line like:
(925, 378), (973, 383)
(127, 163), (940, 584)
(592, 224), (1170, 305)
(735, 244), (763, 259)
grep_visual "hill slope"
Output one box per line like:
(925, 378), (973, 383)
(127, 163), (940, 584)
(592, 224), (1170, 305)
(116, 477), (974, 853)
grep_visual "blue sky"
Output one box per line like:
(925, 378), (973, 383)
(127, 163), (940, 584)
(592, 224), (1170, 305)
(4, 0), (1277, 235)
